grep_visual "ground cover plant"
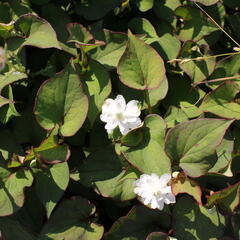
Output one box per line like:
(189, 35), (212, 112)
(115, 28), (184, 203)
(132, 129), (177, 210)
(0, 0), (239, 239)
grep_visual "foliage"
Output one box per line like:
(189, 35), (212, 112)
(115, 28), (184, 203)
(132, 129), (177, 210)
(0, 0), (239, 239)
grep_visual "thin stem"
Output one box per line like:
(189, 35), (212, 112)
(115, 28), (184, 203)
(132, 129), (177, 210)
(144, 90), (152, 114)
(194, 2), (240, 48)
(168, 51), (240, 64)
(193, 75), (240, 86)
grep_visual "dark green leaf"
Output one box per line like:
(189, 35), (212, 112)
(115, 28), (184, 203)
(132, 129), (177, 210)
(118, 31), (165, 90)
(165, 119), (233, 177)
(34, 63), (89, 137)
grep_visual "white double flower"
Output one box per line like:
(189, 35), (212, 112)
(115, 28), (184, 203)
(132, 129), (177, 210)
(100, 95), (142, 135)
(133, 173), (176, 210)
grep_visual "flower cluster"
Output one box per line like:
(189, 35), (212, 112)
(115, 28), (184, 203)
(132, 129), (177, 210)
(133, 173), (176, 210)
(100, 95), (142, 135)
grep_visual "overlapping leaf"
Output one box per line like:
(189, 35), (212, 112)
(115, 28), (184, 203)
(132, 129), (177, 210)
(34, 63), (88, 137)
(118, 31), (165, 90)
(121, 115), (171, 175)
(165, 119), (233, 177)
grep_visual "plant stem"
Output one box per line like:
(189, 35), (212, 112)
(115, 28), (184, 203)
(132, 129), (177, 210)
(194, 2), (240, 48)
(144, 90), (152, 114)
(193, 75), (240, 86)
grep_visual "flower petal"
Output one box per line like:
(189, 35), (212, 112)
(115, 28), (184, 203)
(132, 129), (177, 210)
(156, 198), (164, 210)
(102, 98), (115, 113)
(100, 113), (112, 123)
(158, 173), (171, 188)
(163, 193), (176, 204)
(105, 120), (118, 130)
(125, 100), (140, 117)
(115, 95), (126, 112)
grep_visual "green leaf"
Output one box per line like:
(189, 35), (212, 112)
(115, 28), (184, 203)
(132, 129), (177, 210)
(146, 232), (170, 240)
(128, 18), (158, 38)
(194, 0), (219, 6)
(0, 216), (35, 240)
(0, 85), (20, 124)
(179, 41), (216, 84)
(165, 119), (233, 177)
(75, 0), (120, 20)
(75, 147), (137, 201)
(200, 81), (240, 119)
(38, 196), (104, 240)
(12, 105), (47, 146)
(208, 182), (240, 214)
(175, 6), (219, 41)
(0, 21), (15, 39)
(41, 3), (71, 43)
(153, 0), (181, 24)
(67, 23), (104, 50)
(223, 0), (239, 9)
(135, 0), (154, 12)
(209, 131), (234, 173)
(83, 59), (111, 125)
(208, 54), (240, 89)
(34, 162), (69, 218)
(0, 128), (23, 162)
(29, 127), (70, 164)
(117, 75), (168, 110)
(121, 115), (171, 175)
(34, 63), (89, 137)
(162, 75), (200, 108)
(105, 205), (171, 240)
(14, 14), (61, 50)
(172, 172), (202, 205)
(0, 71), (27, 107)
(128, 18), (181, 61)
(173, 196), (226, 240)
(117, 31), (165, 90)
(0, 169), (33, 216)
(164, 106), (188, 128)
(90, 30), (128, 69)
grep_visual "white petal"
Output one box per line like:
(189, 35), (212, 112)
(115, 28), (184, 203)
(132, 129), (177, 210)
(156, 199), (165, 210)
(115, 95), (126, 112)
(102, 98), (115, 113)
(125, 100), (140, 117)
(143, 196), (152, 205)
(119, 119), (142, 135)
(118, 121), (131, 135)
(159, 173), (171, 188)
(164, 193), (176, 204)
(161, 186), (172, 194)
(150, 198), (158, 209)
(100, 113), (112, 123)
(105, 120), (118, 130)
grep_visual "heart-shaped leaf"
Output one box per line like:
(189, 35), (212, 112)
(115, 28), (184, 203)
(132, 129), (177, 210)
(118, 30), (165, 90)
(121, 115), (171, 175)
(34, 162), (69, 218)
(34, 63), (88, 137)
(173, 196), (226, 240)
(74, 147), (137, 201)
(14, 14), (61, 50)
(165, 119), (233, 177)
(38, 196), (104, 240)
(200, 81), (240, 119)
(0, 168), (33, 216)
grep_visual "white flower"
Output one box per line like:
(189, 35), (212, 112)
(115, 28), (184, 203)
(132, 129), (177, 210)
(133, 173), (176, 210)
(100, 95), (142, 135)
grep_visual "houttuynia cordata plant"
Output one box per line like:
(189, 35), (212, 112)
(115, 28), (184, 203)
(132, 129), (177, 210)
(0, 0), (239, 239)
